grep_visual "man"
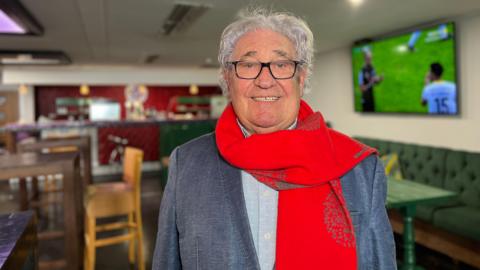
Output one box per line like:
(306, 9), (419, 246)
(153, 9), (396, 270)
(358, 48), (383, 112)
(421, 62), (457, 114)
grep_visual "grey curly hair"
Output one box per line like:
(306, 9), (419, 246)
(218, 8), (315, 96)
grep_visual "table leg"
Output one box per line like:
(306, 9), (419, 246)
(5, 131), (17, 153)
(84, 137), (93, 186)
(19, 178), (28, 210)
(62, 155), (83, 270)
(401, 205), (424, 270)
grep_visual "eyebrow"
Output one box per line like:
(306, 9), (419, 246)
(238, 49), (291, 60)
(273, 50), (289, 58)
(239, 51), (257, 59)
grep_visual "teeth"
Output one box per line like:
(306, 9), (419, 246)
(252, 96), (279, 102)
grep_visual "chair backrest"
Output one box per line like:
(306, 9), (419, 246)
(122, 147), (144, 188)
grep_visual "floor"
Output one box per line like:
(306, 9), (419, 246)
(0, 173), (163, 270)
(0, 173), (478, 270)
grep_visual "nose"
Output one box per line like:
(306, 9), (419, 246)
(254, 65), (275, 89)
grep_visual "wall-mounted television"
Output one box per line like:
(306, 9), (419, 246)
(352, 22), (458, 115)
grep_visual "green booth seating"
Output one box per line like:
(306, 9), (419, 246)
(355, 136), (480, 268)
(433, 151), (480, 241)
(159, 120), (216, 189)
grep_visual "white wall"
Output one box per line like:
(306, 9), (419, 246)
(0, 84), (35, 124)
(18, 85), (35, 123)
(305, 14), (480, 152)
(1, 66), (219, 85)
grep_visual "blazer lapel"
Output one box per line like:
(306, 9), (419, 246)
(217, 153), (260, 270)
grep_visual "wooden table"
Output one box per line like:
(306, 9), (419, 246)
(386, 178), (457, 270)
(0, 211), (37, 270)
(0, 152), (83, 270)
(17, 136), (92, 186)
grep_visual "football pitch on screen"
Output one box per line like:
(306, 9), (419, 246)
(352, 24), (456, 113)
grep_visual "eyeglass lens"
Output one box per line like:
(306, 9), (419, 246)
(235, 61), (297, 79)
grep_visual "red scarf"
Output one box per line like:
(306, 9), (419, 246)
(215, 100), (376, 270)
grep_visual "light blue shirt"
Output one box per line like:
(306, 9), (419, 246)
(421, 81), (457, 114)
(242, 172), (278, 270)
(238, 119), (296, 270)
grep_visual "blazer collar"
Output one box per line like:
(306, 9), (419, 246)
(216, 152), (260, 270)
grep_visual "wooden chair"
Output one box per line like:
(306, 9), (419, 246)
(84, 147), (144, 270)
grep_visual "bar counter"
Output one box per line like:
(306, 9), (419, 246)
(0, 118), (215, 132)
(0, 118), (217, 175)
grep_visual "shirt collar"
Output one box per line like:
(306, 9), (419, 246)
(236, 119), (298, 138)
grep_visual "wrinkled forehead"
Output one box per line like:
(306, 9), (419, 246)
(231, 29), (297, 60)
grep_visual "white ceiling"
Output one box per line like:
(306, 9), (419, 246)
(2, 0), (480, 67)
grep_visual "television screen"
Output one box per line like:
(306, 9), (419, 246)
(352, 22), (458, 115)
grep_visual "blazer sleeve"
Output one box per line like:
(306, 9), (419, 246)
(369, 157), (397, 270)
(152, 149), (182, 270)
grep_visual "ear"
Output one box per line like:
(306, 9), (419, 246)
(297, 69), (306, 97)
(223, 69), (233, 101)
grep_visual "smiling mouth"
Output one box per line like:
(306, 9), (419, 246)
(251, 96), (280, 102)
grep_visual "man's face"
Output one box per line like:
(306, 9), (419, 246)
(427, 71), (434, 82)
(224, 29), (305, 134)
(364, 52), (372, 65)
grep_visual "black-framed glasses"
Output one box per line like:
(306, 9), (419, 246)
(227, 60), (303, 80)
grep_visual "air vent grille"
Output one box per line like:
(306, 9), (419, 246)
(162, 3), (210, 35)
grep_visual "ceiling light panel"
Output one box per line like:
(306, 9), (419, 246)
(0, 51), (71, 65)
(0, 0), (43, 35)
(0, 9), (25, 33)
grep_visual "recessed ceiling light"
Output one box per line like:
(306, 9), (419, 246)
(349, 0), (364, 7)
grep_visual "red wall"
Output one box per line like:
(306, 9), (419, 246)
(34, 85), (222, 164)
(98, 125), (159, 164)
(35, 85), (222, 119)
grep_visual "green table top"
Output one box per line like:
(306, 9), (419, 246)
(386, 178), (457, 208)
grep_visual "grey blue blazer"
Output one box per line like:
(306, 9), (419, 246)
(152, 133), (397, 270)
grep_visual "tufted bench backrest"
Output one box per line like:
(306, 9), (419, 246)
(399, 144), (447, 188)
(445, 151), (480, 208)
(354, 137), (447, 188)
(354, 137), (389, 154)
(354, 136), (480, 209)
